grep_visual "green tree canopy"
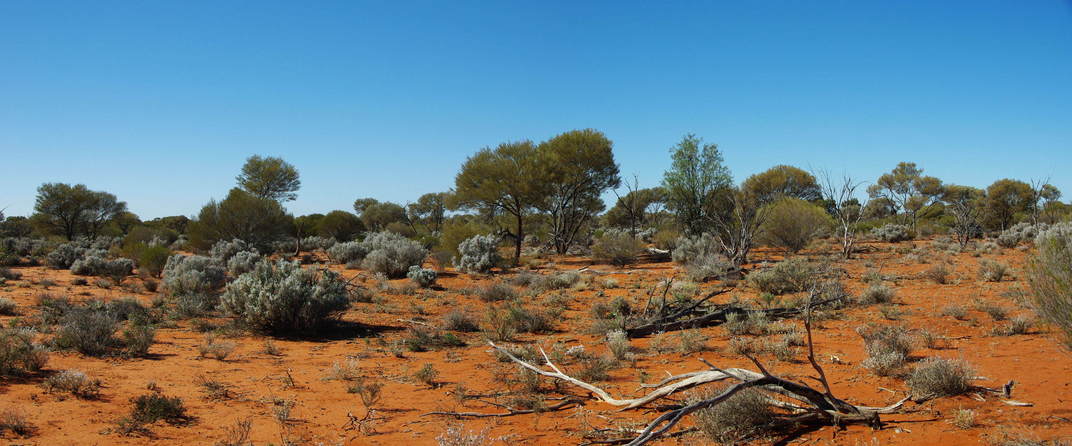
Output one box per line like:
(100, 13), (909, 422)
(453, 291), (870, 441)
(741, 165), (822, 206)
(407, 192), (449, 235)
(31, 183), (128, 240)
(867, 162), (943, 228)
(983, 178), (1033, 230)
(538, 129), (621, 254)
(661, 134), (733, 236)
(188, 188), (293, 252)
(318, 210), (365, 241)
(236, 155), (301, 202)
(352, 198), (408, 232)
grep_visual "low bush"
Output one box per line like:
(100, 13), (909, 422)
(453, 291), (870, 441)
(210, 239), (251, 263)
(1027, 222), (1072, 348)
(226, 250), (262, 276)
(442, 309), (480, 332)
(407, 266), (437, 288)
(46, 242), (87, 269)
(758, 197), (833, 253)
(162, 254), (227, 297)
(220, 259), (350, 333)
(692, 385), (775, 444)
(453, 234), (502, 274)
(591, 230), (642, 267)
(71, 255), (134, 278)
(0, 298), (16, 315)
(136, 245), (172, 277)
(908, 358), (974, 399)
(871, 224), (913, 243)
(0, 328), (48, 376)
(52, 308), (120, 356)
(360, 231), (428, 278)
(327, 241), (368, 265)
(128, 392), (188, 424)
(477, 282), (518, 302)
(923, 264), (952, 284)
(43, 369), (102, 399)
(859, 284), (895, 305)
(997, 222), (1046, 248)
(747, 257), (815, 295)
(857, 324), (913, 376)
(978, 258), (1008, 282)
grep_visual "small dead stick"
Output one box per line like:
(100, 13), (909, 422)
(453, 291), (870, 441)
(421, 398), (581, 418)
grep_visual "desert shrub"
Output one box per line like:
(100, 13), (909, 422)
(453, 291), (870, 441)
(0, 298), (16, 315)
(606, 330), (631, 360)
(71, 255), (134, 278)
(978, 259), (1008, 282)
(685, 253), (733, 282)
(52, 308), (119, 356)
(407, 266), (437, 288)
(43, 369), (102, 399)
(136, 244), (172, 277)
(672, 233), (719, 265)
(529, 271), (583, 292)
(327, 241), (368, 265)
(210, 239), (252, 263)
(477, 282), (518, 302)
(162, 254), (227, 298)
(128, 393), (188, 424)
(692, 385), (775, 444)
(360, 231), (428, 278)
(859, 284), (895, 305)
(908, 358), (974, 399)
(0, 409), (34, 437)
(858, 324), (913, 376)
(198, 334), (237, 360)
(414, 363), (438, 387)
(872, 224), (913, 243)
(220, 259), (350, 333)
(442, 309), (480, 332)
(46, 242), (87, 269)
(591, 230), (642, 267)
(923, 263), (952, 284)
(997, 222), (1047, 248)
(0, 328), (48, 376)
(758, 197), (833, 252)
(453, 234), (502, 274)
(301, 235), (337, 251)
(747, 257), (815, 295)
(436, 423), (490, 446)
(1027, 222), (1072, 348)
(226, 250), (262, 276)
(505, 304), (554, 333)
(121, 324), (156, 357)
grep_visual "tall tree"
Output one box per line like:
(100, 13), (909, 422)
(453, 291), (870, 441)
(187, 188), (293, 252)
(742, 165), (822, 206)
(352, 198), (407, 232)
(32, 183), (127, 240)
(454, 140), (549, 264)
(867, 162), (942, 229)
(661, 134), (733, 236)
(983, 179), (1033, 231)
(236, 155), (301, 202)
(538, 129), (621, 254)
(318, 210), (365, 241)
(407, 192), (449, 235)
(608, 178), (664, 236)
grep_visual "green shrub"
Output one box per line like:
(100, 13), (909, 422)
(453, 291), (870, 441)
(0, 328), (48, 376)
(757, 197), (833, 253)
(747, 257), (815, 295)
(591, 230), (642, 267)
(978, 259), (1008, 282)
(360, 231), (429, 278)
(1027, 223), (1072, 348)
(53, 308), (119, 356)
(908, 358), (974, 399)
(137, 245), (172, 277)
(220, 259), (350, 333)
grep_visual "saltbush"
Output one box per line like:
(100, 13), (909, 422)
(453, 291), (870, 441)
(327, 241), (368, 265)
(162, 255), (227, 297)
(453, 234), (502, 274)
(220, 259), (350, 333)
(407, 266), (437, 288)
(46, 242), (87, 269)
(226, 250), (262, 276)
(360, 231), (428, 278)
(871, 224), (913, 243)
(997, 222), (1047, 248)
(747, 258), (815, 295)
(210, 239), (251, 262)
(1027, 222), (1072, 348)
(591, 230), (642, 267)
(0, 328), (48, 376)
(71, 255), (134, 278)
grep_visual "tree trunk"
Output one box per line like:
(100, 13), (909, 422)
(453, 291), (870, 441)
(514, 212), (523, 266)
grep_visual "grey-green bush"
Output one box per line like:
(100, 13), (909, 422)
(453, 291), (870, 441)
(327, 241), (368, 265)
(210, 238), (251, 262)
(871, 224), (913, 243)
(71, 256), (134, 278)
(747, 257), (815, 295)
(0, 328), (48, 376)
(226, 250), (262, 276)
(360, 231), (428, 278)
(407, 266), (437, 288)
(46, 242), (88, 269)
(220, 259), (350, 333)
(1027, 222), (1072, 348)
(453, 234), (501, 274)
(162, 254), (227, 297)
(591, 230), (642, 267)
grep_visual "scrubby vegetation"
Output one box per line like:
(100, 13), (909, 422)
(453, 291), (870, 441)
(220, 259), (350, 333)
(453, 234), (501, 274)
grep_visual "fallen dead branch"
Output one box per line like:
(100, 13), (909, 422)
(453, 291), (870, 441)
(421, 398), (582, 418)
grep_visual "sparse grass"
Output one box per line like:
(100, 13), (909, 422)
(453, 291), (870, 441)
(348, 379), (384, 409)
(442, 309), (480, 332)
(0, 298), (16, 315)
(979, 259), (1009, 282)
(195, 374), (234, 400)
(976, 302), (1009, 321)
(198, 334), (237, 361)
(951, 407), (976, 429)
(909, 358), (974, 399)
(43, 369), (102, 399)
(606, 330), (631, 360)
(0, 409), (34, 437)
(859, 284), (895, 305)
(477, 282), (518, 302)
(436, 423), (489, 446)
(677, 329), (710, 354)
(941, 305), (969, 320)
(692, 385), (776, 444)
(993, 316), (1034, 336)
(415, 363), (439, 387)
(571, 354), (618, 382)
(0, 328), (48, 376)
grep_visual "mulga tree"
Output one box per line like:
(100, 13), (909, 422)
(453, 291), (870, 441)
(407, 192), (449, 235)
(353, 198), (408, 232)
(742, 165), (822, 206)
(661, 134), (733, 236)
(983, 178), (1033, 231)
(188, 188), (293, 252)
(1029, 179), (1061, 226)
(538, 129), (621, 254)
(607, 177), (664, 236)
(941, 185), (985, 248)
(453, 140), (549, 265)
(32, 183), (127, 240)
(236, 155), (301, 202)
(867, 162), (943, 229)
(318, 210), (365, 241)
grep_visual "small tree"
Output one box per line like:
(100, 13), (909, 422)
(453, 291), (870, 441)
(317, 210), (365, 241)
(818, 171), (867, 259)
(236, 155), (301, 202)
(942, 185), (985, 248)
(453, 140), (549, 265)
(983, 178), (1033, 231)
(407, 192), (449, 235)
(187, 188), (293, 253)
(742, 165), (822, 206)
(352, 198), (408, 232)
(757, 197), (832, 253)
(661, 134), (733, 236)
(537, 129), (621, 254)
(867, 162), (942, 229)
(32, 183), (127, 240)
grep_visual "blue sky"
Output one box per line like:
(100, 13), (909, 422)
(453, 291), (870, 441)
(2, 1), (1070, 219)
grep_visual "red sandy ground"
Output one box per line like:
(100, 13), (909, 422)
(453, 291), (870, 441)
(2, 239), (1071, 445)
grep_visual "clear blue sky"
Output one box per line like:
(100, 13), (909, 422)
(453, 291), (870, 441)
(2, 1), (1070, 219)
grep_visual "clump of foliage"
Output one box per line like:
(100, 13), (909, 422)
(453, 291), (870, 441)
(591, 229), (643, 267)
(407, 266), (437, 288)
(1027, 222), (1072, 348)
(226, 250), (262, 276)
(871, 223), (913, 243)
(43, 369), (102, 399)
(0, 328), (49, 376)
(220, 259), (350, 333)
(162, 254), (227, 315)
(46, 242), (89, 269)
(691, 385), (776, 444)
(857, 324), (913, 376)
(673, 233), (732, 281)
(71, 255), (134, 278)
(859, 284), (895, 305)
(210, 239), (252, 263)
(360, 231), (429, 278)
(747, 257), (815, 295)
(327, 241), (368, 265)
(908, 358), (974, 400)
(997, 221), (1046, 248)
(757, 197), (833, 252)
(978, 258), (1008, 282)
(453, 234), (502, 274)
